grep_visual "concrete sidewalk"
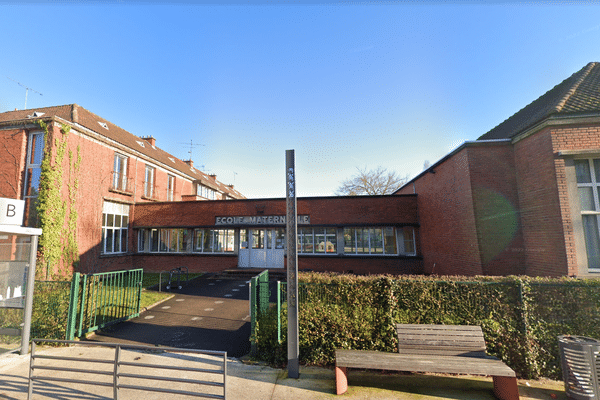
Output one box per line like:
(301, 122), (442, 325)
(0, 345), (567, 400)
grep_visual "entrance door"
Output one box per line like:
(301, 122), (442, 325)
(238, 228), (285, 268)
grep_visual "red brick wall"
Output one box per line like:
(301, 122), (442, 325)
(467, 144), (525, 276)
(129, 195), (421, 275)
(513, 128), (568, 276)
(132, 195), (419, 227)
(127, 254), (421, 276)
(550, 123), (600, 276)
(0, 128), (27, 199)
(397, 148), (483, 275)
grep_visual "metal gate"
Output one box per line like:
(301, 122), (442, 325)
(66, 269), (143, 340)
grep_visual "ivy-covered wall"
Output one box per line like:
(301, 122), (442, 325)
(36, 121), (81, 279)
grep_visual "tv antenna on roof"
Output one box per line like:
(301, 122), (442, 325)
(178, 139), (205, 161)
(7, 77), (43, 109)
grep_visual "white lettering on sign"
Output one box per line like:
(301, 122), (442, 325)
(287, 168), (295, 198)
(0, 198), (25, 226)
(215, 215), (310, 225)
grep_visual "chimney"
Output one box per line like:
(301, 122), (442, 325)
(184, 160), (194, 168)
(72, 105), (79, 123)
(209, 174), (217, 180)
(142, 136), (156, 146)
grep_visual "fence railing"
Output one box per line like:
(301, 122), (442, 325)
(29, 339), (227, 400)
(66, 269), (143, 340)
(249, 270), (270, 354)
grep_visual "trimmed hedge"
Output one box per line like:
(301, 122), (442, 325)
(0, 281), (70, 348)
(251, 273), (600, 380)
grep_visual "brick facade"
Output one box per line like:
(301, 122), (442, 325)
(129, 196), (422, 275)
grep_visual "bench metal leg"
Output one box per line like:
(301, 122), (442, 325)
(335, 366), (348, 395)
(492, 376), (520, 400)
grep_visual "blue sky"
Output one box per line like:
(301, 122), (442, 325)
(1, 1), (600, 198)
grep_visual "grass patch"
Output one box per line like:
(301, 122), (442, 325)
(140, 289), (172, 310)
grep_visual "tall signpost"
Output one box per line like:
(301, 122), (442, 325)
(285, 150), (299, 379)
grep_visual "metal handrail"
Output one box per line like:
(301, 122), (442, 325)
(28, 339), (227, 400)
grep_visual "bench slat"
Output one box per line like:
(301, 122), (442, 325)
(396, 324), (484, 332)
(397, 324), (487, 355)
(335, 349), (515, 377)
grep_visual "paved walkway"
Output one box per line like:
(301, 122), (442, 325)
(0, 346), (567, 399)
(85, 277), (251, 357)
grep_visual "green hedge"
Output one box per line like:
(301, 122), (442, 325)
(0, 281), (70, 348)
(251, 273), (600, 380)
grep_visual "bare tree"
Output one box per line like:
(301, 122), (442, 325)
(335, 166), (408, 196)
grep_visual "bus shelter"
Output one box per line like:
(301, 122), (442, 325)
(0, 224), (42, 355)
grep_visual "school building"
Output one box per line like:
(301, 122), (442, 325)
(2, 62), (600, 278)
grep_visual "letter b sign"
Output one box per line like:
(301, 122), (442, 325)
(0, 198), (25, 226)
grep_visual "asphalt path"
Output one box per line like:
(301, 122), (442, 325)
(85, 277), (252, 358)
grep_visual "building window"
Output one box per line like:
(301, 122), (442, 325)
(144, 165), (155, 198)
(137, 228), (233, 253)
(112, 153), (128, 192)
(297, 228), (337, 254)
(138, 228), (159, 252)
(23, 131), (44, 227)
(196, 184), (216, 200)
(194, 229), (235, 253)
(101, 201), (129, 254)
(575, 158), (600, 270)
(167, 175), (175, 201)
(343, 226), (413, 255)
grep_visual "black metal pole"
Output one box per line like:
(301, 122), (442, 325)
(285, 150), (299, 379)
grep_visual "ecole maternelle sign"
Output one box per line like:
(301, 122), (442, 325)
(215, 215), (310, 226)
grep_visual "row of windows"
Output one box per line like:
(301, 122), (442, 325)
(136, 227), (417, 256)
(196, 184), (217, 200)
(112, 153), (226, 201)
(138, 228), (236, 253)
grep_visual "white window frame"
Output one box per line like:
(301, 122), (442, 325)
(144, 165), (155, 199)
(342, 226), (415, 256)
(297, 227), (337, 254)
(101, 201), (129, 254)
(167, 174), (175, 201)
(575, 158), (600, 270)
(194, 228), (235, 253)
(23, 131), (45, 199)
(112, 153), (128, 192)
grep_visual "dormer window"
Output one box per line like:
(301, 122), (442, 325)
(169, 157), (176, 163)
(27, 112), (45, 118)
(98, 121), (109, 130)
(136, 141), (145, 148)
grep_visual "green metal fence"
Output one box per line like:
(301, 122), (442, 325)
(249, 270), (270, 354)
(66, 269), (143, 340)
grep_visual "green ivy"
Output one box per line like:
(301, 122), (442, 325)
(37, 121), (80, 278)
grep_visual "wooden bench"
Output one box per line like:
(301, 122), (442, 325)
(335, 324), (519, 400)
